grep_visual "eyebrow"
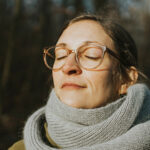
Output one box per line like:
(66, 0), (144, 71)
(56, 41), (98, 48)
(56, 43), (67, 47)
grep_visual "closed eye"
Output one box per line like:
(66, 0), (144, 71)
(56, 56), (67, 60)
(85, 55), (101, 60)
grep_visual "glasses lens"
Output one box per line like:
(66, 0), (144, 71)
(53, 47), (68, 69)
(44, 47), (55, 69)
(79, 46), (103, 69)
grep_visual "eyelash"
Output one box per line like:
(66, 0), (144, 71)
(84, 55), (101, 60)
(56, 56), (67, 60)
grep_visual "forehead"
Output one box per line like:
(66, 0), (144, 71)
(57, 20), (114, 49)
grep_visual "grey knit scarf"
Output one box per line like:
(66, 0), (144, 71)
(24, 84), (150, 150)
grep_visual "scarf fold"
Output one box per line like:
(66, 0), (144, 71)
(24, 84), (150, 150)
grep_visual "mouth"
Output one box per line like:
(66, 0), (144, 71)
(62, 83), (86, 89)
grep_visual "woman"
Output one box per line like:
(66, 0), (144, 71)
(9, 14), (150, 150)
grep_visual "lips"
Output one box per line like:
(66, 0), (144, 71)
(62, 83), (86, 89)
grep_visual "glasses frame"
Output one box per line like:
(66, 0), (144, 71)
(43, 41), (121, 72)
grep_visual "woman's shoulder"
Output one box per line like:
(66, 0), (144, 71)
(8, 140), (25, 150)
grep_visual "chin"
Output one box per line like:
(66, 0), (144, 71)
(60, 96), (84, 108)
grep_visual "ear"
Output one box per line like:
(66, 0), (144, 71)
(119, 66), (138, 95)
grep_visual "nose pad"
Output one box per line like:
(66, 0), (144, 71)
(62, 54), (82, 75)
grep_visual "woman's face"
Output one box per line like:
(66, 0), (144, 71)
(52, 20), (117, 109)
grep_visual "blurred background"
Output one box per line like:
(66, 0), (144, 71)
(0, 0), (150, 149)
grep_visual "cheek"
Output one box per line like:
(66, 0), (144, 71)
(84, 71), (113, 90)
(83, 71), (114, 107)
(52, 71), (60, 87)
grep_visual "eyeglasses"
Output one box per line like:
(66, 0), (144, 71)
(43, 41), (120, 71)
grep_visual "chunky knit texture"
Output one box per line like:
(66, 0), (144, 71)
(24, 84), (150, 150)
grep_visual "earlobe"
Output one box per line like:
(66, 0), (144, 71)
(119, 66), (138, 95)
(119, 84), (128, 95)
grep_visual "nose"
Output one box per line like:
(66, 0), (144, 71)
(62, 54), (82, 75)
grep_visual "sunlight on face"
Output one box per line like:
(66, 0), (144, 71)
(52, 20), (117, 109)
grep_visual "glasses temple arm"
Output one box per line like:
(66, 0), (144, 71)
(43, 49), (54, 58)
(106, 48), (128, 68)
